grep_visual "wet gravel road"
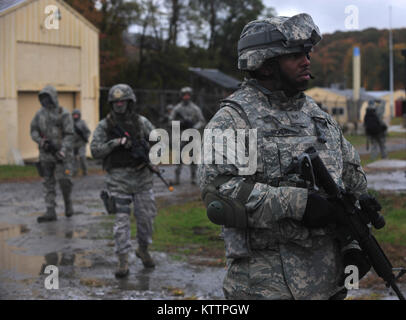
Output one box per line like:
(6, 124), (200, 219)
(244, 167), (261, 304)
(0, 161), (405, 300)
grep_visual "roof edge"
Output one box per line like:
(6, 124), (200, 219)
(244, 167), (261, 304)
(0, 0), (99, 33)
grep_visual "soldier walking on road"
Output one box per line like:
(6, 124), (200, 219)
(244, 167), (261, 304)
(198, 14), (372, 300)
(169, 87), (206, 185)
(91, 84), (158, 278)
(72, 109), (91, 176)
(30, 85), (75, 223)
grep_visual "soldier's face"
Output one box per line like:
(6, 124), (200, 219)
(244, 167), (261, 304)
(278, 52), (311, 92)
(39, 94), (55, 109)
(112, 100), (128, 114)
(182, 93), (191, 102)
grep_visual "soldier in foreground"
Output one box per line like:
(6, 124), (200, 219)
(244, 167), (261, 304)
(30, 85), (74, 223)
(169, 87), (206, 185)
(90, 84), (157, 278)
(198, 14), (372, 299)
(72, 109), (91, 176)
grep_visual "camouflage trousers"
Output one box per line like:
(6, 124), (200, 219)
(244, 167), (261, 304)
(73, 145), (87, 175)
(223, 251), (294, 300)
(41, 161), (73, 209)
(175, 164), (196, 181)
(369, 135), (387, 160)
(111, 189), (157, 255)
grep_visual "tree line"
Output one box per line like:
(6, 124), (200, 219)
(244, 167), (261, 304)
(64, 0), (406, 92)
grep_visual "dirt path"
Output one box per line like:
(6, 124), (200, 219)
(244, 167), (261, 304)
(0, 166), (225, 300)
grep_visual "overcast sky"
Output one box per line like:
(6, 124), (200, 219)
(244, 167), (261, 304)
(264, 0), (406, 34)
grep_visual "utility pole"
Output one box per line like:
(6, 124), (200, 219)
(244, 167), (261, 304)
(389, 5), (394, 119)
(401, 49), (406, 127)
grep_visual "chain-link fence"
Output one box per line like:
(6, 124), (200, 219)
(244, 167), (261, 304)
(100, 87), (224, 128)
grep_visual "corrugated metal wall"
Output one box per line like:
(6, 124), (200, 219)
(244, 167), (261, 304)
(0, 0), (99, 163)
(0, 0), (99, 98)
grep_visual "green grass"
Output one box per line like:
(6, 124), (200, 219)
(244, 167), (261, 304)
(360, 149), (406, 166)
(372, 192), (406, 246)
(390, 117), (404, 126)
(344, 135), (367, 147)
(0, 164), (39, 180)
(131, 201), (224, 256)
(345, 132), (406, 148)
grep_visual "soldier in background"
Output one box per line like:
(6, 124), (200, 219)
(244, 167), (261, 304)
(364, 100), (388, 160)
(198, 14), (371, 300)
(169, 87), (206, 185)
(72, 109), (91, 176)
(30, 85), (74, 223)
(91, 84), (158, 278)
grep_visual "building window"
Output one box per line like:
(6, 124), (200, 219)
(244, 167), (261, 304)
(332, 107), (344, 115)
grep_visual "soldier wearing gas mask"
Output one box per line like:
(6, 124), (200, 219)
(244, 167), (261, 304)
(91, 84), (157, 278)
(30, 85), (75, 223)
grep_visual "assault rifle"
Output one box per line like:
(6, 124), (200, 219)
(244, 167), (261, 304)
(286, 146), (405, 300)
(74, 123), (89, 143)
(112, 124), (173, 192)
(176, 113), (194, 131)
(35, 136), (67, 176)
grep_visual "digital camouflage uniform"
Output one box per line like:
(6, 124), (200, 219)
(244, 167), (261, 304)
(198, 14), (368, 300)
(30, 85), (74, 221)
(90, 84), (157, 274)
(72, 109), (91, 176)
(169, 87), (206, 184)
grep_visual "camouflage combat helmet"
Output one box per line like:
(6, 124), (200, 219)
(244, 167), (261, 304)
(180, 87), (193, 95)
(238, 13), (322, 71)
(108, 84), (136, 104)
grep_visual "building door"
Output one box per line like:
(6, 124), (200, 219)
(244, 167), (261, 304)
(17, 92), (75, 160)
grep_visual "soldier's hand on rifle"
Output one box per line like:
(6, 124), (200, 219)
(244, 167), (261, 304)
(302, 193), (344, 228)
(55, 150), (65, 161)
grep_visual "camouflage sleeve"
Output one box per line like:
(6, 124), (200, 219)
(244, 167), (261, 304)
(168, 106), (178, 122)
(192, 105), (206, 130)
(30, 112), (42, 145)
(340, 130), (368, 198)
(198, 106), (308, 229)
(79, 120), (91, 140)
(90, 120), (120, 159)
(60, 111), (74, 153)
(139, 115), (156, 137)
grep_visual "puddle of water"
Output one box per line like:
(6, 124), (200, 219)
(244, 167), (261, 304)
(0, 222), (92, 277)
(366, 171), (406, 191)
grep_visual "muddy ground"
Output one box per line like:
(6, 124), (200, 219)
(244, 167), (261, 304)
(0, 156), (405, 300)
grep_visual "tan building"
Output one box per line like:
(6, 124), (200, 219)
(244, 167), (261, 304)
(359, 90), (406, 124)
(304, 87), (401, 126)
(0, 0), (99, 164)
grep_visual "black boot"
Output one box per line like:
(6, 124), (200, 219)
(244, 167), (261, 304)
(136, 245), (155, 268)
(60, 179), (74, 217)
(37, 207), (57, 223)
(114, 253), (129, 278)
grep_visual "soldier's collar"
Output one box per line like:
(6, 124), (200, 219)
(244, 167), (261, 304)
(244, 78), (305, 108)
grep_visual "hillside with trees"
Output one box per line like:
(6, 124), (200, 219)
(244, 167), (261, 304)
(64, 0), (406, 91)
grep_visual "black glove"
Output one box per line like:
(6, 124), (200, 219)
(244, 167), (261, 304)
(337, 247), (371, 286)
(343, 248), (371, 280)
(302, 193), (341, 228)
